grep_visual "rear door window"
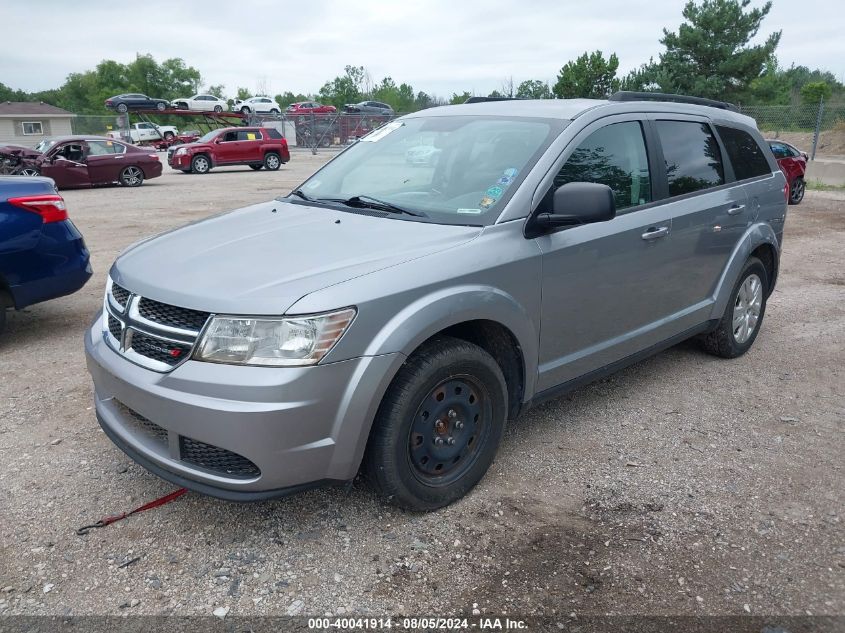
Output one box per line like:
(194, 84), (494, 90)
(237, 130), (260, 141)
(655, 121), (724, 196)
(553, 121), (652, 212)
(716, 126), (771, 180)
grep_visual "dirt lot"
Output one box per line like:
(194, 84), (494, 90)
(0, 153), (843, 624)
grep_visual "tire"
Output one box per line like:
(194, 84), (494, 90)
(270, 108), (280, 115)
(700, 257), (768, 359)
(214, 105), (223, 113)
(263, 152), (281, 171)
(119, 166), (144, 187)
(789, 177), (805, 205)
(240, 106), (250, 114)
(191, 154), (211, 174)
(365, 336), (508, 511)
(19, 167), (40, 176)
(117, 103), (128, 113)
(156, 101), (166, 111)
(249, 164), (263, 171)
(163, 131), (175, 140)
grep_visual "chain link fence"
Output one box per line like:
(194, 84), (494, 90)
(738, 100), (845, 158)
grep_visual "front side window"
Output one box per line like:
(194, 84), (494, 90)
(656, 121), (724, 196)
(293, 115), (561, 225)
(553, 121), (652, 212)
(717, 125), (771, 180)
(22, 121), (43, 135)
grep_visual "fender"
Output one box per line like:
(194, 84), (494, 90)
(362, 284), (539, 402)
(709, 221), (780, 321)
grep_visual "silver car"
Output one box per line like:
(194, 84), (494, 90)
(85, 93), (787, 510)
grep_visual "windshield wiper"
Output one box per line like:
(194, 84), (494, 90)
(288, 188), (314, 202)
(344, 195), (428, 218)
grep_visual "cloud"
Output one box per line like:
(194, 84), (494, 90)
(1, 0), (842, 99)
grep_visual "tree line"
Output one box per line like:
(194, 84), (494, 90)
(1, 0), (841, 115)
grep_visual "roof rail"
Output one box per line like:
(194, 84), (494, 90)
(608, 91), (738, 112)
(463, 96), (524, 104)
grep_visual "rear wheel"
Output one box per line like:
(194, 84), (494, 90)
(263, 152), (281, 171)
(700, 257), (768, 358)
(789, 177), (805, 205)
(240, 106), (250, 114)
(117, 103), (128, 113)
(365, 336), (508, 511)
(156, 102), (166, 111)
(163, 131), (175, 140)
(191, 154), (211, 174)
(214, 105), (223, 113)
(119, 166), (144, 187)
(270, 108), (280, 115)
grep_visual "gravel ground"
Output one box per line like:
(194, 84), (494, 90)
(0, 154), (843, 621)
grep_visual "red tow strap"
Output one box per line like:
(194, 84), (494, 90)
(76, 488), (188, 535)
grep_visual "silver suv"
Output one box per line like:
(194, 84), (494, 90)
(85, 93), (787, 511)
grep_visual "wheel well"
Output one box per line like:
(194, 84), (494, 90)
(751, 243), (778, 296)
(432, 320), (525, 421)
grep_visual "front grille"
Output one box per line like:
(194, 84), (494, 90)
(107, 315), (122, 340)
(129, 331), (191, 366)
(115, 401), (168, 446)
(111, 283), (130, 309)
(180, 437), (260, 479)
(138, 297), (209, 331)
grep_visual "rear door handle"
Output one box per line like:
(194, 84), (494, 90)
(727, 204), (746, 215)
(641, 226), (670, 240)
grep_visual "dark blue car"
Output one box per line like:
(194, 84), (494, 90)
(0, 176), (92, 334)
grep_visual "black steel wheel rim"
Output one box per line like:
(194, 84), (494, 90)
(407, 374), (490, 486)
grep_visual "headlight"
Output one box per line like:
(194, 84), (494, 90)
(194, 308), (356, 367)
(175, 147), (187, 156)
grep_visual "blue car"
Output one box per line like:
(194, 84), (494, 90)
(0, 176), (92, 334)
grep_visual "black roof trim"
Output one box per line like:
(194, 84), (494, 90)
(609, 91), (738, 112)
(464, 96), (525, 104)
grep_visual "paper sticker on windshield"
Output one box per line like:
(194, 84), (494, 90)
(479, 196), (497, 209)
(360, 120), (404, 142)
(457, 208), (482, 214)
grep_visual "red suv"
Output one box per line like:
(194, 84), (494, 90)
(767, 140), (807, 205)
(168, 127), (290, 174)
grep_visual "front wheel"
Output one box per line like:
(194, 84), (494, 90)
(789, 177), (805, 205)
(214, 105), (223, 113)
(270, 108), (280, 115)
(263, 152), (281, 171)
(191, 154), (211, 174)
(700, 257), (768, 358)
(19, 167), (40, 176)
(119, 166), (144, 187)
(365, 336), (508, 511)
(240, 106), (250, 114)
(163, 131), (175, 140)
(156, 102), (166, 111)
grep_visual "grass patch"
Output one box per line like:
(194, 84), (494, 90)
(806, 180), (845, 191)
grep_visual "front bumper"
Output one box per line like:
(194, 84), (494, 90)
(84, 317), (402, 499)
(168, 153), (191, 169)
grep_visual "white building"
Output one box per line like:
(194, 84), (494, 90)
(0, 102), (75, 148)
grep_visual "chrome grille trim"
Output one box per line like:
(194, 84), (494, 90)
(103, 278), (211, 373)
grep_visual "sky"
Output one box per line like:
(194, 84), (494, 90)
(1, 0), (843, 99)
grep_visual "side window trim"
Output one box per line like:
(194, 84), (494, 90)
(529, 113), (655, 217)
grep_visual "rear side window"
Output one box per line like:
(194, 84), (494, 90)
(656, 121), (724, 196)
(237, 130), (261, 141)
(554, 121), (652, 212)
(717, 126), (771, 180)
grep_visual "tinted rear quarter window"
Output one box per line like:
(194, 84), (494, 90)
(655, 121), (724, 196)
(717, 125), (771, 180)
(265, 128), (283, 139)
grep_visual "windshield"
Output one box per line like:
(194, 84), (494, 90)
(34, 138), (58, 153)
(198, 130), (220, 143)
(292, 115), (562, 225)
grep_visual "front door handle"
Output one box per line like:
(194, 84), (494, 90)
(727, 204), (746, 215)
(641, 226), (670, 241)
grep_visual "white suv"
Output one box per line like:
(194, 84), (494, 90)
(234, 97), (280, 115)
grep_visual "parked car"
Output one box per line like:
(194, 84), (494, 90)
(106, 122), (179, 144)
(405, 144), (441, 166)
(86, 94), (787, 510)
(233, 97), (280, 115)
(167, 126), (290, 173)
(105, 94), (169, 113)
(154, 130), (201, 151)
(16, 136), (162, 188)
(0, 176), (91, 335)
(344, 100), (395, 115)
(767, 139), (807, 205)
(172, 94), (230, 113)
(286, 102), (337, 115)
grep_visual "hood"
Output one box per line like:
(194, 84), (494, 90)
(0, 144), (42, 159)
(112, 200), (481, 314)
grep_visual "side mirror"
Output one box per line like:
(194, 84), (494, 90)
(528, 182), (616, 236)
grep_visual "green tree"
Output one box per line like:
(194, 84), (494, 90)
(516, 79), (552, 99)
(619, 58), (661, 92)
(449, 91), (472, 105)
(235, 87), (253, 101)
(800, 81), (832, 104)
(553, 51), (620, 98)
(205, 84), (226, 99)
(655, 0), (781, 101)
(274, 91), (310, 109)
(318, 65), (366, 108)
